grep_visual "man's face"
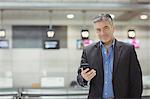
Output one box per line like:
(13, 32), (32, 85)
(95, 20), (114, 44)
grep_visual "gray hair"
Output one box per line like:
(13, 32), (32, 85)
(93, 14), (113, 25)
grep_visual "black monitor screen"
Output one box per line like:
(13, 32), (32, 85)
(43, 40), (59, 49)
(0, 40), (9, 48)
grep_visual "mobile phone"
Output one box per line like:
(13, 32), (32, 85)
(81, 63), (91, 70)
(81, 63), (93, 73)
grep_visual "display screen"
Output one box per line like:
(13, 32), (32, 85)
(76, 39), (93, 49)
(0, 40), (9, 48)
(43, 40), (59, 49)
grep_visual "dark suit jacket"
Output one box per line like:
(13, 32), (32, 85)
(77, 39), (143, 99)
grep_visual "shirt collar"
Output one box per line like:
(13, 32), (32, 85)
(99, 39), (115, 48)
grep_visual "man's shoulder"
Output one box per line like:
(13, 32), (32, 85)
(116, 40), (133, 49)
(83, 40), (134, 50)
(84, 42), (98, 50)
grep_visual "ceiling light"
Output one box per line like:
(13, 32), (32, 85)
(66, 14), (74, 19)
(140, 15), (148, 20)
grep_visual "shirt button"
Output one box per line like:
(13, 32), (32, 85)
(105, 93), (107, 95)
(105, 81), (107, 84)
(106, 71), (108, 74)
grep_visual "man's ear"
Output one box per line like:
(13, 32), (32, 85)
(112, 25), (115, 33)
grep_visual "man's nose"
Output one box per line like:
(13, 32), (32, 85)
(101, 30), (105, 35)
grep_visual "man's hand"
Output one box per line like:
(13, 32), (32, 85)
(81, 68), (96, 81)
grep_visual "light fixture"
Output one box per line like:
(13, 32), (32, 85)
(47, 10), (55, 38)
(140, 14), (148, 20)
(81, 10), (89, 39)
(66, 14), (74, 19)
(81, 29), (89, 39)
(0, 29), (6, 37)
(47, 29), (55, 38)
(128, 29), (136, 39)
(0, 9), (6, 38)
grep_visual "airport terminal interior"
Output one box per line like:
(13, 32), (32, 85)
(0, 0), (149, 99)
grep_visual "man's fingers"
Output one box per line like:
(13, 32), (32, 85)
(82, 68), (90, 74)
(87, 69), (96, 76)
(85, 72), (96, 81)
(88, 72), (96, 79)
(81, 68), (96, 81)
(83, 70), (96, 81)
(86, 73), (96, 81)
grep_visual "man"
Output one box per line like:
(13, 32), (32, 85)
(77, 14), (143, 99)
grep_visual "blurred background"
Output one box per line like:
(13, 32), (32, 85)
(0, 0), (149, 99)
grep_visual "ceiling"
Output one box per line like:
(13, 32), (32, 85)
(0, 0), (149, 25)
(0, 0), (149, 3)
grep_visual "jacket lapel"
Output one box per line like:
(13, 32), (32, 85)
(113, 40), (122, 78)
(95, 42), (104, 79)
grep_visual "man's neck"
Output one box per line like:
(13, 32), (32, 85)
(104, 39), (114, 49)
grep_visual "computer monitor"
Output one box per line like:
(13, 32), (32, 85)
(43, 40), (59, 49)
(0, 40), (9, 48)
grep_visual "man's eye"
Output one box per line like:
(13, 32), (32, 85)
(104, 27), (109, 30)
(97, 29), (101, 32)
